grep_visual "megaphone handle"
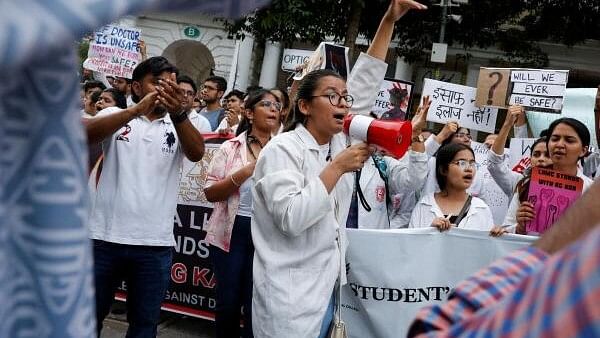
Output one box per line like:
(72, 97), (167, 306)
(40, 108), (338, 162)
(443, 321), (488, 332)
(354, 169), (371, 212)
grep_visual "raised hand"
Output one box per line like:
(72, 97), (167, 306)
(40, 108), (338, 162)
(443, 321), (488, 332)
(156, 74), (186, 116)
(384, 0), (428, 22)
(332, 143), (372, 174)
(412, 95), (431, 134)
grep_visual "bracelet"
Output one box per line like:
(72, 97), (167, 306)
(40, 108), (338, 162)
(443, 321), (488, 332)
(170, 109), (188, 125)
(230, 174), (241, 187)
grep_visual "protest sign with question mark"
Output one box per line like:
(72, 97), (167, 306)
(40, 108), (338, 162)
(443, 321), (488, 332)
(476, 68), (510, 108)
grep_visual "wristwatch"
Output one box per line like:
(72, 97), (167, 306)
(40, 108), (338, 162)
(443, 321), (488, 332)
(170, 109), (188, 125)
(411, 134), (424, 143)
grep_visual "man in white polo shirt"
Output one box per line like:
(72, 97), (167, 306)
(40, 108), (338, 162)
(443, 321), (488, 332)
(85, 56), (205, 338)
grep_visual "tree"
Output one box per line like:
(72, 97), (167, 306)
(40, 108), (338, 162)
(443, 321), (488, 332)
(218, 0), (599, 68)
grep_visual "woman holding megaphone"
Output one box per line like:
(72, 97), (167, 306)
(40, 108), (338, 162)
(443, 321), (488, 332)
(251, 1), (428, 337)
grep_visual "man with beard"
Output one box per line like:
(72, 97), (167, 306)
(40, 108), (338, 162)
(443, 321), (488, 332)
(85, 56), (205, 337)
(199, 75), (227, 131)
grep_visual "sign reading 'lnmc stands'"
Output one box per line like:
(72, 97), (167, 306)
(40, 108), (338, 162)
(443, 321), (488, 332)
(86, 24), (142, 79)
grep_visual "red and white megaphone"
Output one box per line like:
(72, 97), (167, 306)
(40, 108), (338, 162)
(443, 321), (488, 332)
(343, 114), (412, 159)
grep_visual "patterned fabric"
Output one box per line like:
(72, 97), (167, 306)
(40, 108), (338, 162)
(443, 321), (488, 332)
(0, 1), (269, 337)
(345, 171), (360, 229)
(409, 227), (600, 337)
(204, 132), (249, 252)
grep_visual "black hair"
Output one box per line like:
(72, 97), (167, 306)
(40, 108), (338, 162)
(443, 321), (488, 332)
(435, 143), (475, 192)
(284, 69), (344, 132)
(515, 136), (549, 202)
(131, 56), (178, 103)
(204, 76), (227, 92)
(102, 88), (127, 109)
(115, 76), (133, 84)
(271, 87), (290, 111)
(245, 85), (263, 97)
(224, 89), (245, 101)
(531, 136), (547, 156)
(176, 75), (197, 93)
(236, 89), (279, 136)
(440, 126), (470, 148)
(546, 117), (590, 151)
(84, 80), (106, 93)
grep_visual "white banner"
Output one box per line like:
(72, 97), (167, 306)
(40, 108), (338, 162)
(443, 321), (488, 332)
(509, 138), (537, 174)
(509, 69), (568, 111)
(341, 228), (534, 338)
(423, 79), (498, 133)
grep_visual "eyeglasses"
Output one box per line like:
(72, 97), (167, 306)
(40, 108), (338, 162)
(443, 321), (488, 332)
(454, 132), (472, 140)
(256, 100), (282, 112)
(311, 92), (354, 108)
(200, 85), (218, 92)
(450, 160), (479, 171)
(182, 90), (195, 97)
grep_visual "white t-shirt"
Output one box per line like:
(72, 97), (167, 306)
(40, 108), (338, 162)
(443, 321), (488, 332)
(88, 110), (183, 246)
(237, 177), (253, 217)
(189, 110), (212, 133)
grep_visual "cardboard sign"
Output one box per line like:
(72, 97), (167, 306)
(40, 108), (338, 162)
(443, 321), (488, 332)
(470, 141), (490, 166)
(509, 69), (568, 112)
(371, 78), (414, 120)
(526, 167), (583, 235)
(422, 79), (498, 133)
(509, 138), (537, 173)
(527, 88), (599, 150)
(85, 24), (142, 79)
(475, 68), (511, 108)
(281, 48), (313, 72)
(293, 42), (349, 80)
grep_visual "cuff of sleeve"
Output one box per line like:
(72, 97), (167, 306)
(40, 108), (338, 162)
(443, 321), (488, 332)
(409, 150), (429, 162)
(487, 150), (507, 164)
(514, 124), (528, 138)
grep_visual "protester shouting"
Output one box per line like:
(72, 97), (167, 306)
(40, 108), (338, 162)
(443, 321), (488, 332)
(251, 1), (427, 337)
(410, 143), (494, 231)
(85, 56), (205, 337)
(203, 89), (280, 338)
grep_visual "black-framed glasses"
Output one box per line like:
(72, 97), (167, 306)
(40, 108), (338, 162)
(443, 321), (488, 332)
(311, 92), (354, 108)
(450, 159), (479, 171)
(454, 132), (472, 140)
(256, 100), (282, 112)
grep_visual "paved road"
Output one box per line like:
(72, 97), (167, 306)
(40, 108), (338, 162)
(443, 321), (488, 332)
(100, 303), (216, 338)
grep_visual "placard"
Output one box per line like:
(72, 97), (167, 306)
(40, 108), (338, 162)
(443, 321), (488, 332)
(509, 138), (537, 173)
(526, 167), (583, 235)
(371, 78), (414, 120)
(475, 68), (511, 108)
(422, 79), (498, 133)
(293, 42), (349, 80)
(85, 24), (142, 79)
(509, 69), (568, 112)
(281, 48), (313, 72)
(527, 88), (599, 150)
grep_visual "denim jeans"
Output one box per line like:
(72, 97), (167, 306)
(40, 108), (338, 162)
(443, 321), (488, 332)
(318, 293), (335, 338)
(93, 240), (173, 338)
(210, 215), (254, 338)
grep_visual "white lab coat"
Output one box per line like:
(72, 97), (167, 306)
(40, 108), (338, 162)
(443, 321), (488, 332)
(356, 151), (428, 228)
(251, 125), (353, 338)
(409, 193), (494, 231)
(251, 52), (389, 337)
(346, 52), (428, 228)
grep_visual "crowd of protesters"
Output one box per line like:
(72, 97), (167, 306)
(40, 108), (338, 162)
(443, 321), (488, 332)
(77, 0), (600, 337)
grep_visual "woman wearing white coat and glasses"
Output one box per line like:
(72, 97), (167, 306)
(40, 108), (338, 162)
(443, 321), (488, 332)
(250, 1), (427, 337)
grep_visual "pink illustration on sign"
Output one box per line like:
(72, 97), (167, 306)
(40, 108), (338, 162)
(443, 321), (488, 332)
(526, 167), (583, 235)
(375, 185), (386, 203)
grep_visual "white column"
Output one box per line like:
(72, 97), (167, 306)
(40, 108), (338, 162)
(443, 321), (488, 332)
(258, 41), (282, 88)
(394, 56), (414, 81)
(235, 36), (254, 91)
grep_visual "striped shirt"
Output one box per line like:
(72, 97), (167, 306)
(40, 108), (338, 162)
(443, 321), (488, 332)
(408, 226), (600, 337)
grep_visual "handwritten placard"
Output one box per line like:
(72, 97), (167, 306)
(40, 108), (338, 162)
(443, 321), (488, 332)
(86, 24), (142, 79)
(508, 138), (536, 174)
(475, 68), (511, 108)
(526, 167), (583, 235)
(293, 42), (349, 80)
(371, 78), (414, 120)
(422, 79), (498, 133)
(509, 69), (568, 111)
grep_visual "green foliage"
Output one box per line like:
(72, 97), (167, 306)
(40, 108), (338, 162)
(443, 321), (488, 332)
(218, 0), (598, 63)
